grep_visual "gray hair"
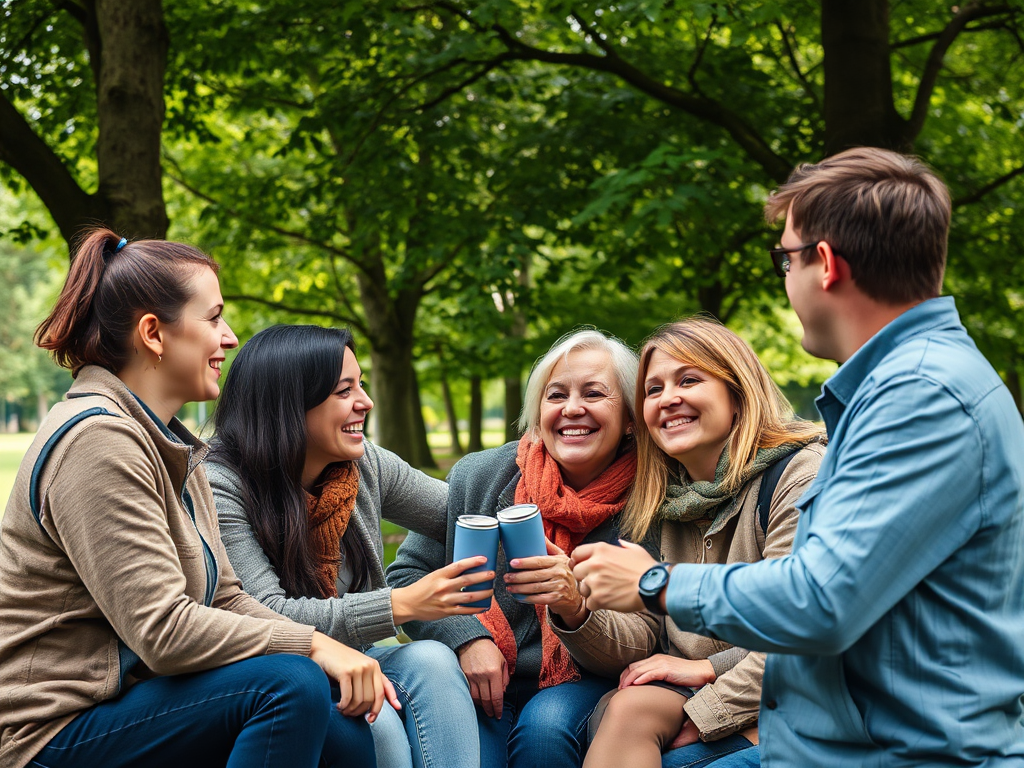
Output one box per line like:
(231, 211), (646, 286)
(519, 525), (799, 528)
(518, 328), (639, 438)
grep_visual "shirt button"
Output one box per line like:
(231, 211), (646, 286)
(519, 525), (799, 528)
(705, 539), (713, 549)
(765, 699), (778, 710)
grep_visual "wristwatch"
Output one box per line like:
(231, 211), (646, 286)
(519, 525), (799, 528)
(638, 563), (673, 615)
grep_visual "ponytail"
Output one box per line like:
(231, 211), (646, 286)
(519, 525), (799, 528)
(35, 227), (219, 376)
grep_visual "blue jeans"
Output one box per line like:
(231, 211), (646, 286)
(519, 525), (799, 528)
(367, 640), (479, 768)
(479, 673), (616, 768)
(662, 735), (757, 768)
(28, 655), (376, 768)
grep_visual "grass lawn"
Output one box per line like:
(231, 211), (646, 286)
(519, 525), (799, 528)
(0, 433), (34, 514)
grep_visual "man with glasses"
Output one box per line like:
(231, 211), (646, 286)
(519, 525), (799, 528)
(573, 147), (1024, 766)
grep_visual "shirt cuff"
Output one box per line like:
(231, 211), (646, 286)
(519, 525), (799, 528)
(665, 563), (709, 635)
(684, 683), (738, 741)
(268, 622), (315, 656)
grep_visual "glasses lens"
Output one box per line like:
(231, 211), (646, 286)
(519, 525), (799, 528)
(770, 249), (788, 278)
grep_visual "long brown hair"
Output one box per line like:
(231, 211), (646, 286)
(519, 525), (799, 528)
(35, 228), (218, 375)
(622, 317), (823, 542)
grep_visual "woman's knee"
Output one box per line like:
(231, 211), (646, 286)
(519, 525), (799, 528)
(598, 686), (673, 735)
(253, 655), (331, 716)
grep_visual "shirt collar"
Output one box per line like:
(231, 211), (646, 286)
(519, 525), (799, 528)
(816, 296), (962, 430)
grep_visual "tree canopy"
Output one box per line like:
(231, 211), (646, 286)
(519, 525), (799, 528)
(1, 0), (1021, 456)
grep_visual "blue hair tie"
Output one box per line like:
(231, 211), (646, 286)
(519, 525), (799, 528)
(115, 237), (127, 253)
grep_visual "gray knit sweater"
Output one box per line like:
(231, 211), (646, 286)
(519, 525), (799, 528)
(207, 440), (448, 649)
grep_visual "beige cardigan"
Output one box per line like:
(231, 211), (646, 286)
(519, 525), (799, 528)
(0, 367), (313, 768)
(552, 442), (824, 741)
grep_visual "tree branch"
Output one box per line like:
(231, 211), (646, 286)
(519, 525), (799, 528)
(165, 163), (372, 278)
(775, 20), (821, 110)
(222, 293), (368, 334)
(907, 2), (1015, 140)
(891, 18), (1013, 48)
(409, 53), (514, 112)
(0, 90), (100, 243)
(952, 165), (1024, 207)
(428, 3), (793, 182)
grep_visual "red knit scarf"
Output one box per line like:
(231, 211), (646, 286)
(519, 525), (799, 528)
(478, 436), (636, 689)
(305, 462), (360, 598)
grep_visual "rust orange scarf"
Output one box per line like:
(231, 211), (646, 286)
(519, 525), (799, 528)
(478, 436), (636, 689)
(305, 462), (359, 598)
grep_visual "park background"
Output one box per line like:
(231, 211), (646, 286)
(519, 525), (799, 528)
(2, 1), (1024, 562)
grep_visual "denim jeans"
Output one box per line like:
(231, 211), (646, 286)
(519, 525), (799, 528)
(662, 735), (757, 768)
(28, 655), (376, 768)
(478, 672), (616, 768)
(366, 640), (479, 768)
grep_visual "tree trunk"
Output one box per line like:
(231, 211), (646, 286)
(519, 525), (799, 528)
(440, 367), (464, 455)
(356, 260), (437, 469)
(821, 0), (905, 155)
(468, 376), (484, 452)
(1007, 367), (1023, 418)
(504, 375), (522, 444)
(95, 0), (169, 238)
(0, 1), (169, 244)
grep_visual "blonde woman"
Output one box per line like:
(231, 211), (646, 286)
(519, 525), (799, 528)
(561, 317), (824, 768)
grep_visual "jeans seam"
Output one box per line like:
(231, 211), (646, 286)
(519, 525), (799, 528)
(392, 679), (429, 768)
(38, 689), (278, 751)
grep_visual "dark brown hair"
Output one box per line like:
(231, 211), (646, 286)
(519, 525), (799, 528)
(35, 228), (219, 376)
(764, 147), (951, 304)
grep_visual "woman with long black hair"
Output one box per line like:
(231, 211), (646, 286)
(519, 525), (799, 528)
(207, 324), (486, 768)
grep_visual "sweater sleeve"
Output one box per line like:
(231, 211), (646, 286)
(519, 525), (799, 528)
(208, 461), (397, 647)
(385, 452), (493, 650)
(365, 442), (448, 544)
(548, 608), (660, 678)
(683, 450), (819, 741)
(45, 423), (313, 676)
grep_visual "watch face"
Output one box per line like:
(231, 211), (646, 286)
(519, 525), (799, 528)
(639, 566), (668, 593)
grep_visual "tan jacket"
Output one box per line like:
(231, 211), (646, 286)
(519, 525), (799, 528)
(552, 443), (824, 741)
(0, 367), (313, 768)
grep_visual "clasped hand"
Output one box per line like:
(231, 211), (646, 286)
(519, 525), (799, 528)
(570, 540), (657, 613)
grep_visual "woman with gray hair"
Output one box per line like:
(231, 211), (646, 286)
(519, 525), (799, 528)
(388, 329), (648, 768)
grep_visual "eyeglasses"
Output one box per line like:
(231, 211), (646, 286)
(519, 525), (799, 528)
(768, 243), (816, 278)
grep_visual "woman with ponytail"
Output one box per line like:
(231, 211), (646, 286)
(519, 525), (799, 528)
(388, 329), (651, 768)
(0, 229), (394, 768)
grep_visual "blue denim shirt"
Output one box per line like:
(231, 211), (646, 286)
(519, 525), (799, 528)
(665, 297), (1024, 766)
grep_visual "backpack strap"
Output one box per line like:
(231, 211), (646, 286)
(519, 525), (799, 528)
(29, 407), (119, 531)
(756, 450), (798, 537)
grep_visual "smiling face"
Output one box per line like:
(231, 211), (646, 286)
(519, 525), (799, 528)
(158, 266), (237, 405)
(304, 347), (373, 480)
(642, 348), (737, 482)
(538, 347), (629, 491)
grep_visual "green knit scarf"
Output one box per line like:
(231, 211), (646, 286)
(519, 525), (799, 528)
(657, 441), (812, 526)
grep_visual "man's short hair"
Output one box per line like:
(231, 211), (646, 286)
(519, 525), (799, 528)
(764, 147), (951, 304)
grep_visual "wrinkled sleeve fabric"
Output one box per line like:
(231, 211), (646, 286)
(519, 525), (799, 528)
(209, 461), (396, 647)
(666, 376), (982, 655)
(386, 455), (492, 650)
(45, 423), (312, 676)
(365, 442), (448, 544)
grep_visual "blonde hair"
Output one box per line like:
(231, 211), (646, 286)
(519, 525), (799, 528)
(518, 329), (638, 439)
(622, 316), (824, 542)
